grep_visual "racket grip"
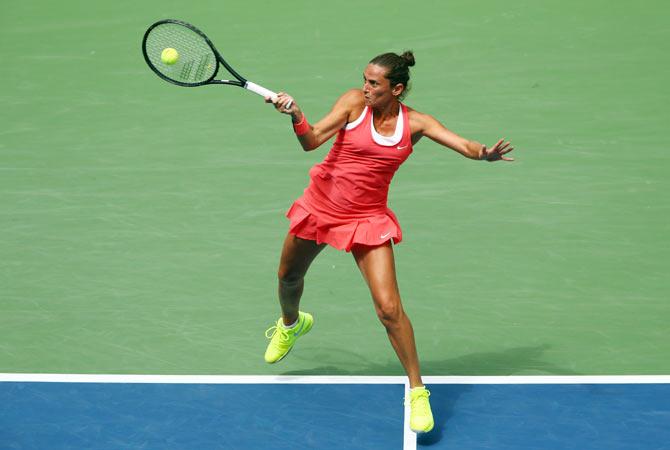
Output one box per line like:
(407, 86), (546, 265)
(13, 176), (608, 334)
(245, 81), (277, 100)
(245, 81), (293, 109)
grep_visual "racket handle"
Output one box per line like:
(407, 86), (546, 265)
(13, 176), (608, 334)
(245, 81), (293, 109)
(245, 81), (277, 100)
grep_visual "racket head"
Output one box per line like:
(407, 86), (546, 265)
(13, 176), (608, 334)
(142, 19), (224, 87)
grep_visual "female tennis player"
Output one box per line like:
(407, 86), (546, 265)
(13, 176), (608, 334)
(263, 51), (514, 433)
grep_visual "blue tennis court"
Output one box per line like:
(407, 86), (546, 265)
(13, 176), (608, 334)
(2, 375), (668, 449)
(1, 379), (404, 449)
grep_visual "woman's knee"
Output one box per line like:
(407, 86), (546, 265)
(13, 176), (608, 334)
(277, 264), (305, 285)
(373, 294), (404, 326)
(277, 234), (324, 285)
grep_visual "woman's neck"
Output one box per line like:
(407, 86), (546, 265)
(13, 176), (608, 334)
(372, 99), (400, 120)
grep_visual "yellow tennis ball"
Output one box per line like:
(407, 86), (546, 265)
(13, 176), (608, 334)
(161, 48), (179, 65)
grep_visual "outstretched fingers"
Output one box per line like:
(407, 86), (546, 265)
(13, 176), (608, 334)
(481, 139), (515, 162)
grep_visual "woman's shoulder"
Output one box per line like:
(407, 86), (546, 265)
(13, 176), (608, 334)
(404, 105), (434, 136)
(338, 88), (365, 106)
(405, 105), (431, 122)
(404, 104), (421, 115)
(332, 89), (366, 122)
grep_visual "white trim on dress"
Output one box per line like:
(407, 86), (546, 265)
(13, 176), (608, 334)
(371, 104), (403, 146)
(344, 106), (368, 130)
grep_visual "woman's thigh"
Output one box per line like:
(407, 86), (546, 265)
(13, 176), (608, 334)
(278, 233), (327, 281)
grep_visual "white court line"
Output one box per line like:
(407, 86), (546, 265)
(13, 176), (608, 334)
(1, 374), (668, 384)
(3, 374), (668, 450)
(0, 374), (407, 384)
(403, 382), (417, 450)
(421, 375), (670, 384)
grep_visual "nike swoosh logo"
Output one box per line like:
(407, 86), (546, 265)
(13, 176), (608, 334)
(380, 232), (392, 239)
(397, 145), (408, 150)
(293, 320), (305, 336)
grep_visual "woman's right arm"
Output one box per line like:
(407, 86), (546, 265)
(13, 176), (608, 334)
(269, 89), (362, 151)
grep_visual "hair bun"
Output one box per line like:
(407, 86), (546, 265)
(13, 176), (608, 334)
(400, 50), (415, 67)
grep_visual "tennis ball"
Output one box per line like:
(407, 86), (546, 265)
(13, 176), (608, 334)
(161, 48), (179, 65)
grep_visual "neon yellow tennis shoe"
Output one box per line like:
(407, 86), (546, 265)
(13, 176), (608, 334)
(408, 386), (434, 433)
(264, 311), (313, 363)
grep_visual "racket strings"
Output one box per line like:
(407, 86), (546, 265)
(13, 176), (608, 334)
(144, 23), (217, 85)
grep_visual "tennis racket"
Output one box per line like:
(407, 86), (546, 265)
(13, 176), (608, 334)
(142, 19), (288, 105)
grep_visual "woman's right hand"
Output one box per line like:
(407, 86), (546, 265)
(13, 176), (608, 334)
(266, 92), (303, 123)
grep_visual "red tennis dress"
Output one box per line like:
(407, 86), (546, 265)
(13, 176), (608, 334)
(286, 103), (413, 252)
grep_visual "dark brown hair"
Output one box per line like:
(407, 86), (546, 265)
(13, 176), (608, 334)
(369, 51), (415, 99)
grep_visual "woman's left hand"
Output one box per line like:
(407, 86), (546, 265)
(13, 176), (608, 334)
(481, 139), (514, 162)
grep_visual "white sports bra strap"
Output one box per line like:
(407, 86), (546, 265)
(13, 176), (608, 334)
(344, 107), (368, 130)
(371, 104), (403, 146)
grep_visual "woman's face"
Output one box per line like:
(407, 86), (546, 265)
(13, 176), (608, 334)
(363, 64), (402, 107)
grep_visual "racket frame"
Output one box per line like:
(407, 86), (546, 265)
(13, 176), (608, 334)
(142, 19), (281, 102)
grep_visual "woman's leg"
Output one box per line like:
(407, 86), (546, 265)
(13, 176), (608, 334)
(277, 233), (326, 325)
(265, 233), (326, 364)
(351, 242), (423, 388)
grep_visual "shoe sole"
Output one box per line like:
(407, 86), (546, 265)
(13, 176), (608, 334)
(411, 424), (434, 434)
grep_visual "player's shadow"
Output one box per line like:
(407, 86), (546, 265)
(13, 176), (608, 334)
(416, 383), (471, 446)
(281, 344), (581, 445)
(282, 343), (581, 377)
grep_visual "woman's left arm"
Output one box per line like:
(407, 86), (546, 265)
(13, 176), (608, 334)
(410, 110), (514, 162)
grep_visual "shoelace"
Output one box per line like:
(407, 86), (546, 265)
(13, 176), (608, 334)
(265, 323), (290, 342)
(407, 388), (431, 409)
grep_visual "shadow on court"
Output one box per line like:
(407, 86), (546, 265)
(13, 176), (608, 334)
(281, 344), (581, 377)
(415, 384), (472, 447)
